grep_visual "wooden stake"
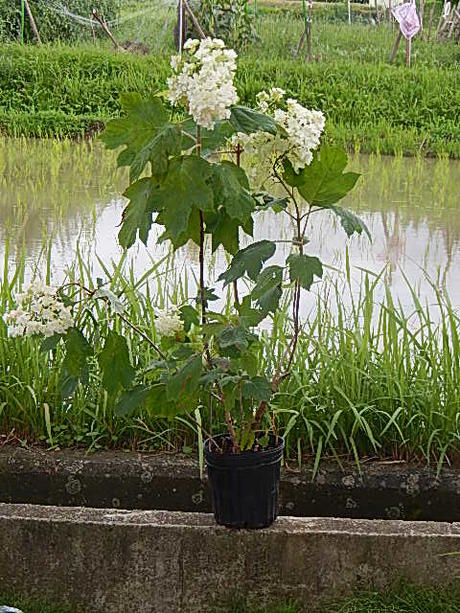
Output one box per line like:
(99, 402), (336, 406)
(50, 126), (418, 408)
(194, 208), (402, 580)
(405, 36), (411, 67)
(427, 4), (435, 39)
(183, 0), (207, 39)
(295, 30), (306, 57)
(92, 8), (122, 50)
(306, 0), (313, 61)
(419, 0), (425, 36)
(389, 30), (402, 62)
(24, 0), (41, 44)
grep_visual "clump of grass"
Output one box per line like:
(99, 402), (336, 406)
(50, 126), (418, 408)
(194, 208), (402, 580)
(0, 15), (458, 155)
(0, 243), (459, 469)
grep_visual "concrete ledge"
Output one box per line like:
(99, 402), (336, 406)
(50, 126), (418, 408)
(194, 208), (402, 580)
(0, 504), (459, 612)
(1, 447), (459, 520)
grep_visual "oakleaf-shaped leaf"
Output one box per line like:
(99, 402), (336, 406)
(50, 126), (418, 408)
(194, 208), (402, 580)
(98, 330), (135, 396)
(229, 106), (277, 135)
(166, 355), (202, 401)
(252, 265), (283, 313)
(101, 94), (183, 181)
(119, 177), (159, 248)
(60, 328), (93, 397)
(151, 156), (214, 245)
(218, 240), (276, 285)
(212, 161), (255, 223)
(287, 254), (323, 290)
(295, 146), (360, 206)
(218, 325), (250, 357)
(242, 376), (272, 403)
(115, 385), (150, 417)
(329, 205), (371, 239)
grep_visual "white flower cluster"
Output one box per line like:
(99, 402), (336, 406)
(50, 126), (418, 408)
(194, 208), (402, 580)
(168, 38), (238, 130)
(155, 308), (183, 338)
(5, 282), (73, 339)
(231, 88), (325, 185)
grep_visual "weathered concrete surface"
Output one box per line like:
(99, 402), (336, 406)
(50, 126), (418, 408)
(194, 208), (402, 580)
(1, 447), (459, 520)
(0, 504), (459, 612)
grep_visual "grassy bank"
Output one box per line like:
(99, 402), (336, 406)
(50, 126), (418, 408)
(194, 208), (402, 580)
(2, 583), (460, 613)
(0, 13), (459, 155)
(1, 246), (459, 469)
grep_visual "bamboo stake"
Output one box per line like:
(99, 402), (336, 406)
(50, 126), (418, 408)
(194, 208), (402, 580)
(24, 0), (41, 44)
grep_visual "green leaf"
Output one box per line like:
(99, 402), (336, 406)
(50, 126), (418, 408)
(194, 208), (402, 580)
(40, 333), (61, 353)
(229, 105), (277, 135)
(143, 383), (179, 419)
(119, 178), (159, 248)
(98, 331), (135, 396)
(287, 254), (323, 291)
(282, 158), (306, 188)
(179, 305), (200, 333)
(101, 94), (183, 182)
(218, 326), (250, 357)
(329, 205), (371, 239)
(295, 146), (360, 207)
(240, 350), (259, 378)
(242, 376), (271, 402)
(115, 385), (150, 417)
(211, 161), (255, 223)
(252, 265), (283, 313)
(60, 328), (93, 397)
(205, 209), (241, 255)
(182, 118), (233, 155)
(195, 287), (219, 309)
(93, 287), (125, 314)
(218, 240), (276, 285)
(158, 207), (201, 249)
(236, 295), (265, 328)
(254, 192), (289, 212)
(151, 156), (214, 245)
(63, 328), (93, 377)
(166, 355), (202, 401)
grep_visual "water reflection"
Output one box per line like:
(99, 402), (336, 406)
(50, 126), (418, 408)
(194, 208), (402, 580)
(1, 138), (459, 308)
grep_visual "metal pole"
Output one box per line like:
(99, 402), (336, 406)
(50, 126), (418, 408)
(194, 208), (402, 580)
(20, 0), (25, 44)
(178, 0), (184, 54)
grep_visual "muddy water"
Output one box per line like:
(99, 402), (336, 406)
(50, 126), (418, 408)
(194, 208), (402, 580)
(1, 138), (459, 309)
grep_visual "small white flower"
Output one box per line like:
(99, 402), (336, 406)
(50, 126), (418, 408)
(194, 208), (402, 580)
(4, 282), (74, 339)
(155, 308), (183, 338)
(168, 37), (238, 130)
(232, 91), (325, 186)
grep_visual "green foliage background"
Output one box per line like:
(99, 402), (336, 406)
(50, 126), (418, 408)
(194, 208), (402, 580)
(0, 0), (121, 43)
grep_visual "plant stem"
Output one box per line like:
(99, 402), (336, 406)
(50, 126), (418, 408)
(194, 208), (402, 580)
(196, 124), (238, 451)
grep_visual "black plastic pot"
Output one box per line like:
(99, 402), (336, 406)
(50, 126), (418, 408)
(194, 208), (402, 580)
(204, 434), (284, 529)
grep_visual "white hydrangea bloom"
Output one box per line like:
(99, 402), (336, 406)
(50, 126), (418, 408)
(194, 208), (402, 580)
(168, 38), (238, 130)
(5, 281), (74, 339)
(155, 308), (183, 337)
(232, 89), (325, 186)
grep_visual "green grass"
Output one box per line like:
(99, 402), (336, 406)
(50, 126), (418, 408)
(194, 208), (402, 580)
(0, 10), (459, 155)
(2, 583), (459, 613)
(0, 592), (73, 613)
(0, 243), (459, 468)
(227, 582), (460, 612)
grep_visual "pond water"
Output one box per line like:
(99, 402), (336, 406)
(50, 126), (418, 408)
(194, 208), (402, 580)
(1, 138), (459, 310)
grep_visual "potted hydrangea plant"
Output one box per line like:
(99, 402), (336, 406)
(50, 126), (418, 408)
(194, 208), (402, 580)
(5, 38), (368, 529)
